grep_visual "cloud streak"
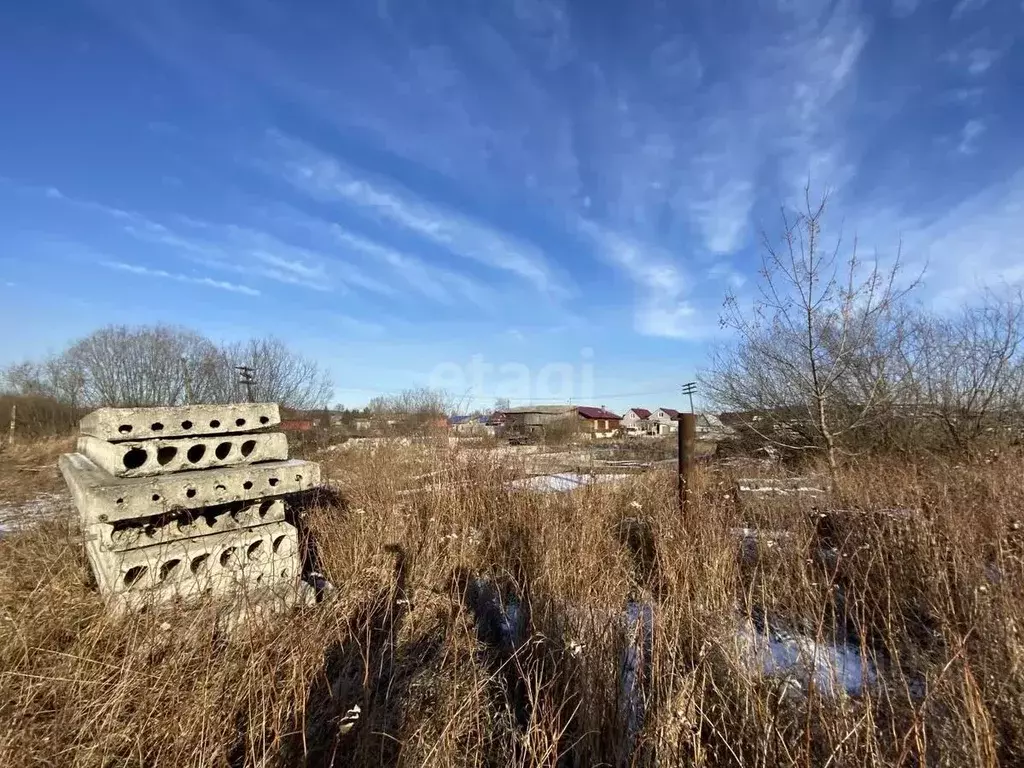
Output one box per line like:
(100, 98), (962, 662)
(269, 133), (564, 295)
(102, 261), (261, 295)
(579, 221), (708, 340)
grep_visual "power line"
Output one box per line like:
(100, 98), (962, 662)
(330, 387), (681, 403)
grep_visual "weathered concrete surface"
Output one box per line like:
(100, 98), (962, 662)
(60, 452), (320, 523)
(90, 498), (287, 551)
(78, 432), (289, 477)
(80, 403), (281, 442)
(0, 492), (71, 538)
(86, 520), (300, 600)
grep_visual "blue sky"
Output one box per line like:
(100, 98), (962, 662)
(2, 0), (1023, 412)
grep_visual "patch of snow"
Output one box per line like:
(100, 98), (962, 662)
(739, 486), (826, 494)
(507, 473), (630, 493)
(736, 620), (877, 697)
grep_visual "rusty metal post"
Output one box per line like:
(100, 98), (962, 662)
(677, 412), (696, 515)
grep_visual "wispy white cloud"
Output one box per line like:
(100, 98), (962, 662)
(119, 216), (337, 293)
(952, 0), (991, 20)
(958, 119), (986, 155)
(966, 47), (1000, 75)
(325, 224), (491, 307)
(269, 132), (564, 295)
(102, 261), (261, 296)
(579, 0), (868, 255)
(891, 0), (921, 17)
(862, 170), (1024, 307)
(944, 32), (1006, 77)
(579, 221), (709, 339)
(33, 185), (397, 295)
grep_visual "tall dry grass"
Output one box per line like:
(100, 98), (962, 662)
(1, 440), (1023, 766)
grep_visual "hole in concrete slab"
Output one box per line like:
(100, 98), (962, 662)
(243, 481), (253, 490)
(124, 566), (147, 587)
(118, 424), (133, 434)
(247, 540), (266, 561)
(123, 448), (147, 470)
(151, 422), (164, 432)
(295, 474), (302, 482)
(159, 559), (182, 581)
(186, 444), (206, 464)
(181, 420), (193, 430)
(280, 570), (288, 578)
(157, 446), (177, 466)
(116, 498), (124, 505)
(151, 494), (161, 502)
(190, 554), (209, 574)
(256, 574), (264, 584)
(259, 500), (273, 518)
(236, 418), (246, 427)
(220, 547), (239, 569)
(268, 477), (279, 487)
(215, 442), (232, 460)
(272, 535), (286, 553)
(210, 419), (221, 428)
(214, 483), (227, 492)
(186, 488), (197, 498)
(240, 440), (256, 457)
(259, 416), (270, 424)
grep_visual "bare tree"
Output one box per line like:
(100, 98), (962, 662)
(368, 387), (453, 434)
(62, 325), (219, 407)
(5, 326), (333, 411)
(218, 337), (333, 410)
(702, 190), (920, 476)
(911, 289), (1024, 452)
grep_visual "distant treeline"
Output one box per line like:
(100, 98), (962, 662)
(2, 325), (333, 439)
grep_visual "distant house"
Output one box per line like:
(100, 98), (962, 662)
(449, 414), (489, 435)
(695, 412), (735, 440)
(621, 408), (653, 435)
(501, 405), (575, 434)
(279, 419), (315, 432)
(576, 406), (622, 438)
(353, 418), (372, 431)
(485, 411), (508, 428)
(650, 408), (680, 435)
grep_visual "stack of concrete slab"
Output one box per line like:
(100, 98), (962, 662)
(59, 403), (321, 613)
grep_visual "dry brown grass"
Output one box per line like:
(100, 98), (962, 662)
(0, 436), (74, 507)
(2, 439), (1024, 766)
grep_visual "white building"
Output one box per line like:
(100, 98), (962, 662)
(621, 408), (653, 435)
(649, 408), (680, 435)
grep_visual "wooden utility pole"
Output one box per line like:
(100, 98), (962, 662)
(682, 382), (696, 414)
(236, 366), (255, 403)
(677, 412), (696, 516)
(8, 404), (15, 446)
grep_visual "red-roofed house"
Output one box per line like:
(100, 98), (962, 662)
(576, 406), (622, 438)
(651, 408), (680, 435)
(622, 408), (653, 434)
